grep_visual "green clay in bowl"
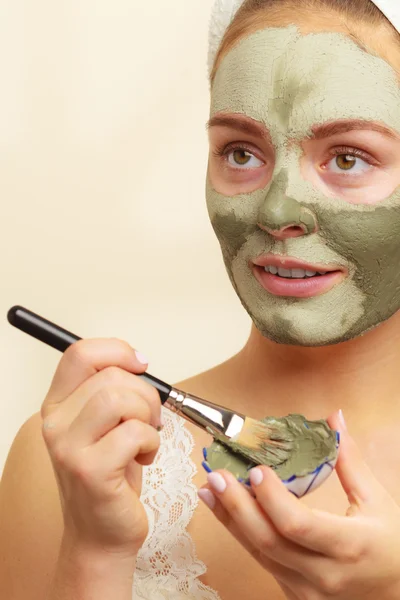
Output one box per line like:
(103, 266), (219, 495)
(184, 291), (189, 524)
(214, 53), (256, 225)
(202, 414), (339, 497)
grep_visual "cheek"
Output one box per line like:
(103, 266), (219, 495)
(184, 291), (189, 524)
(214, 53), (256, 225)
(314, 204), (400, 296)
(206, 182), (262, 264)
(300, 153), (400, 206)
(209, 212), (258, 263)
(207, 155), (219, 187)
(349, 178), (400, 205)
(208, 155), (271, 197)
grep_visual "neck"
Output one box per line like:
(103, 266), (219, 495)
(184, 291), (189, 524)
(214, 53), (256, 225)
(229, 312), (400, 431)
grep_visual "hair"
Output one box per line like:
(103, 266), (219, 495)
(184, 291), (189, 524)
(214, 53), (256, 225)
(210, 0), (400, 83)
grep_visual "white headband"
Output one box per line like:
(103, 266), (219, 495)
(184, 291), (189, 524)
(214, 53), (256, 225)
(208, 0), (400, 75)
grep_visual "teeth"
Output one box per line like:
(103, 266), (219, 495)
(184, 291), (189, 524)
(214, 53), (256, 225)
(292, 269), (306, 278)
(264, 266), (323, 279)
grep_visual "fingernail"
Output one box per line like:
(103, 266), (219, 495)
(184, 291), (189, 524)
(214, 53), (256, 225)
(207, 472), (227, 494)
(339, 409), (347, 431)
(156, 411), (165, 432)
(135, 350), (149, 365)
(249, 467), (264, 487)
(198, 489), (216, 510)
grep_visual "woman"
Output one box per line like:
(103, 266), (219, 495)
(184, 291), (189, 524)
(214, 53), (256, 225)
(1, 0), (400, 598)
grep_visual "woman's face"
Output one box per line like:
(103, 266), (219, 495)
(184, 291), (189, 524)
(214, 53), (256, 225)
(207, 25), (400, 346)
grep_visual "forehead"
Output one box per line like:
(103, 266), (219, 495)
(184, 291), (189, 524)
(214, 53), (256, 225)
(211, 26), (400, 139)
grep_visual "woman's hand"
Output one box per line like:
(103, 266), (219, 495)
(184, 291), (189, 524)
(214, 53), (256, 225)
(41, 338), (162, 560)
(198, 411), (400, 599)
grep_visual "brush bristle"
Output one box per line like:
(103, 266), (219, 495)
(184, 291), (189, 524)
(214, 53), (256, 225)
(226, 418), (295, 467)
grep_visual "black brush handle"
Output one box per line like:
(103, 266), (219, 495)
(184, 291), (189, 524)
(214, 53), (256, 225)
(7, 305), (172, 404)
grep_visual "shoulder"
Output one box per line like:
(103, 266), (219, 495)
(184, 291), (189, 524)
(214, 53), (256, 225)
(1, 411), (52, 484)
(0, 412), (63, 600)
(1, 411), (52, 488)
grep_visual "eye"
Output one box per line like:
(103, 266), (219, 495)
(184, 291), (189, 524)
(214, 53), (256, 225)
(326, 153), (372, 174)
(227, 148), (264, 169)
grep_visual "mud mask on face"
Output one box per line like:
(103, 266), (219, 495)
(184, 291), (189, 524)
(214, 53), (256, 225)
(207, 26), (400, 346)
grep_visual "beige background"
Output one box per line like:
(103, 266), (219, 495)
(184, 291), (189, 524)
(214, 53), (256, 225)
(0, 0), (251, 474)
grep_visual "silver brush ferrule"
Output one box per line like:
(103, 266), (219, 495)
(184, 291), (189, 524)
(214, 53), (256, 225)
(165, 387), (245, 442)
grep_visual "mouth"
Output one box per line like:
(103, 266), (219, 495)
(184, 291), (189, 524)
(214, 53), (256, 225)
(252, 255), (346, 298)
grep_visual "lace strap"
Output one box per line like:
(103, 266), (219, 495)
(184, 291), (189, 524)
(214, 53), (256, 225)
(133, 409), (221, 600)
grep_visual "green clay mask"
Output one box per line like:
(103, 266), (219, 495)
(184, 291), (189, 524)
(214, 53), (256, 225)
(207, 27), (400, 346)
(206, 414), (337, 480)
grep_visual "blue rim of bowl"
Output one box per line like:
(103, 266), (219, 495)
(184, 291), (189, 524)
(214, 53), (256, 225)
(201, 430), (340, 490)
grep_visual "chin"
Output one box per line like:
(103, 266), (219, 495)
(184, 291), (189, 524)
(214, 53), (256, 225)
(251, 315), (362, 347)
(252, 316), (387, 347)
(257, 326), (341, 347)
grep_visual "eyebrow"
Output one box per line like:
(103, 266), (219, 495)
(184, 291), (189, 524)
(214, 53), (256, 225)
(206, 115), (269, 138)
(309, 120), (400, 141)
(207, 115), (400, 141)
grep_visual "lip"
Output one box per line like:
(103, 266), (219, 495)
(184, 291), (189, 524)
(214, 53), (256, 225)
(253, 254), (343, 273)
(252, 254), (346, 299)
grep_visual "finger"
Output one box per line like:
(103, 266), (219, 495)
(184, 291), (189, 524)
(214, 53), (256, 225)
(42, 338), (149, 410)
(328, 411), (387, 509)
(72, 420), (159, 499)
(44, 366), (162, 432)
(91, 419), (160, 473)
(125, 460), (144, 497)
(205, 470), (326, 578)
(88, 367), (161, 428)
(278, 583), (300, 600)
(67, 387), (154, 448)
(198, 487), (305, 589)
(249, 465), (364, 557)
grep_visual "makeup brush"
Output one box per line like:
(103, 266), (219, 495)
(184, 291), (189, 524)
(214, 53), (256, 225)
(7, 306), (294, 466)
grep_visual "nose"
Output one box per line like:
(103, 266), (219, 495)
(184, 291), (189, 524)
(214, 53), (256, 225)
(258, 169), (317, 239)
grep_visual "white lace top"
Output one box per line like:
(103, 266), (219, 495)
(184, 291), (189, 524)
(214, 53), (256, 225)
(133, 409), (221, 600)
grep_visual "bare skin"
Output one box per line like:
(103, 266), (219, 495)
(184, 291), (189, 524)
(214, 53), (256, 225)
(181, 316), (400, 599)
